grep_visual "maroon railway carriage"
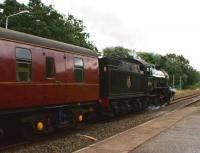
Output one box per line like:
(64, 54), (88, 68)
(0, 28), (99, 135)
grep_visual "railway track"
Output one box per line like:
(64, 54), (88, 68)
(171, 93), (200, 105)
(177, 94), (200, 107)
(1, 93), (200, 153)
(170, 93), (200, 109)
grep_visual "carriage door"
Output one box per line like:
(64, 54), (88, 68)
(54, 51), (66, 102)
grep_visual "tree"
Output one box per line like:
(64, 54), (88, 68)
(103, 46), (134, 58)
(159, 54), (198, 88)
(0, 0), (97, 51)
(138, 52), (200, 89)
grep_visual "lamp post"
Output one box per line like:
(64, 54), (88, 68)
(5, 10), (29, 29)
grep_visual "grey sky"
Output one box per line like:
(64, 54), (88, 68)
(1, 0), (200, 70)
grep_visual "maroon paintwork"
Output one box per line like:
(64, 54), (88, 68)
(0, 37), (99, 110)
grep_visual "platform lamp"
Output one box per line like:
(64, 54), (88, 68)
(5, 10), (29, 29)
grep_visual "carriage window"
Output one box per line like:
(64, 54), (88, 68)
(46, 57), (55, 78)
(74, 57), (84, 82)
(16, 48), (32, 82)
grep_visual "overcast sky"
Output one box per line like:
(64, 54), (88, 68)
(1, 0), (200, 70)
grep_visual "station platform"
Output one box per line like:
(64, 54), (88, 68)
(74, 106), (200, 153)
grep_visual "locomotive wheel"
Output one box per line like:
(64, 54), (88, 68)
(141, 101), (148, 110)
(129, 102), (138, 112)
(154, 96), (160, 106)
(138, 101), (143, 111)
(133, 100), (142, 112)
(119, 103), (128, 114)
(111, 103), (120, 116)
(125, 101), (132, 112)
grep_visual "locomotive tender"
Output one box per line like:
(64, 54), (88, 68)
(0, 28), (174, 137)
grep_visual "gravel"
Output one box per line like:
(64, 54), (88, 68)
(4, 96), (200, 153)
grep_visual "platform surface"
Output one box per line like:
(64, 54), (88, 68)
(74, 106), (199, 153)
(131, 108), (200, 153)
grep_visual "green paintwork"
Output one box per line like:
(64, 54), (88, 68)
(99, 58), (146, 99)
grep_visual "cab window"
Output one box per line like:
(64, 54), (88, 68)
(16, 48), (32, 82)
(74, 57), (84, 82)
